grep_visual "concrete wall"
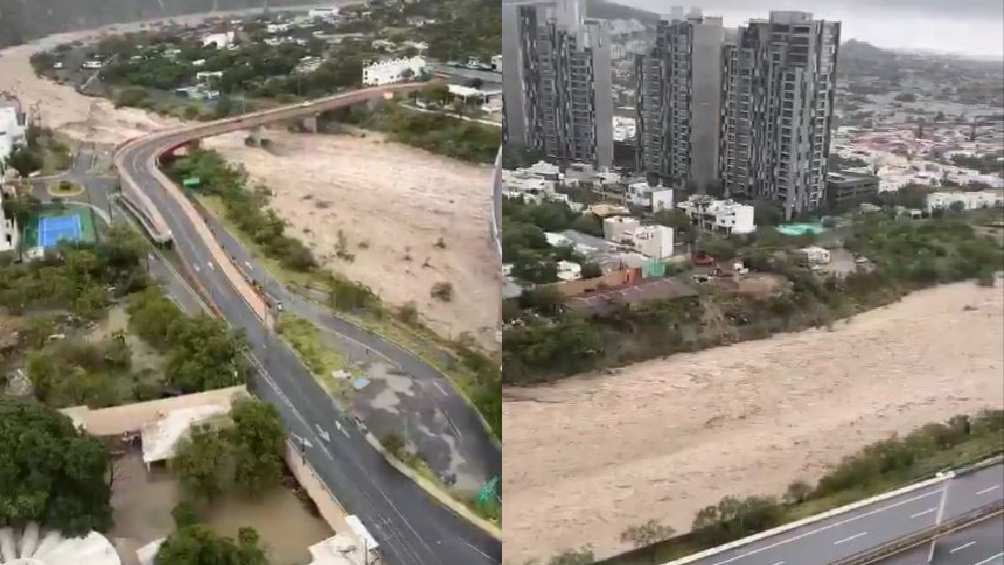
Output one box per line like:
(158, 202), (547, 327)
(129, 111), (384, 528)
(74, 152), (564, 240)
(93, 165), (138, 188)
(283, 441), (351, 534)
(61, 386), (247, 436)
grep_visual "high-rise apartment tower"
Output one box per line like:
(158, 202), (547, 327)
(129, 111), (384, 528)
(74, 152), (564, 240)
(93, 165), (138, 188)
(635, 12), (726, 191)
(502, 0), (613, 168)
(719, 11), (840, 219)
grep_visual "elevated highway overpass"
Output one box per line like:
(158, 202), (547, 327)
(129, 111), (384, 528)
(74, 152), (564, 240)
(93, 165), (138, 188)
(113, 82), (502, 565)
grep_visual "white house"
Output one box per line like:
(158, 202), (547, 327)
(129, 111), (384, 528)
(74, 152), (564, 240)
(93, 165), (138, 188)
(202, 31), (235, 48)
(267, 23), (292, 34)
(361, 56), (426, 86)
(308, 6), (340, 20)
(677, 196), (756, 235)
(926, 190), (1004, 213)
(195, 71), (224, 84)
(800, 246), (831, 265)
(557, 260), (582, 281)
(631, 225), (674, 259)
(603, 216), (641, 244)
(0, 98), (26, 175)
(1, 189), (19, 253)
(626, 181), (673, 211)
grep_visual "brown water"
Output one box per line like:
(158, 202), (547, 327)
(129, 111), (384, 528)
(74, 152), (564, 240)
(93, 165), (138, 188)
(110, 451), (332, 565)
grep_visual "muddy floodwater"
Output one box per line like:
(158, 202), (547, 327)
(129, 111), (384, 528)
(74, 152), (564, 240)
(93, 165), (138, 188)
(111, 451), (332, 564)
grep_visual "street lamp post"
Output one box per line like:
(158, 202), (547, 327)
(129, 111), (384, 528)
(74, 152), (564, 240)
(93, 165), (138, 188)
(928, 470), (956, 563)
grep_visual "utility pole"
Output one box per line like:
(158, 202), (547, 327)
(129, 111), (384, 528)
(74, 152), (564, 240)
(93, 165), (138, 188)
(928, 470), (956, 563)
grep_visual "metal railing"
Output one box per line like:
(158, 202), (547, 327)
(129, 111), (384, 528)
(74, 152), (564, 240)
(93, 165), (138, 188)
(829, 502), (1004, 565)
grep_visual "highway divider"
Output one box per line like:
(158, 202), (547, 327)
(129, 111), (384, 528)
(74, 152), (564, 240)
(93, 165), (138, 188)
(658, 456), (1003, 565)
(830, 502), (1004, 565)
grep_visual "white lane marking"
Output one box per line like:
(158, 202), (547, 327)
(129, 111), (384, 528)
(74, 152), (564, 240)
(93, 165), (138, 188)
(708, 489), (941, 565)
(834, 532), (867, 545)
(768, 561), (785, 565)
(911, 507), (937, 518)
(973, 552), (1004, 565)
(951, 541), (976, 554)
(431, 380), (448, 396)
(334, 420), (350, 439)
(976, 485), (1000, 496)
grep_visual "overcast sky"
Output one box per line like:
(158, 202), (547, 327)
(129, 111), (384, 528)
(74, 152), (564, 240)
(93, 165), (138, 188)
(619, 0), (1004, 58)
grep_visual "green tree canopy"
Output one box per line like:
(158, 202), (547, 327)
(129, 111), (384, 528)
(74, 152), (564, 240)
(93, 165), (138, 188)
(155, 525), (269, 565)
(0, 400), (113, 535)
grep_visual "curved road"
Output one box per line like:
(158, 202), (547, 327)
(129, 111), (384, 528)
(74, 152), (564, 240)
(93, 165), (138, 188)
(115, 85), (501, 564)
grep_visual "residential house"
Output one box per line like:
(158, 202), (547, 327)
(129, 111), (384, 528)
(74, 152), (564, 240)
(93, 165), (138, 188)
(677, 195), (755, 235)
(0, 189), (18, 253)
(0, 96), (26, 176)
(202, 31), (236, 48)
(926, 190), (1004, 213)
(361, 56), (426, 86)
(626, 181), (673, 211)
(603, 216), (641, 244)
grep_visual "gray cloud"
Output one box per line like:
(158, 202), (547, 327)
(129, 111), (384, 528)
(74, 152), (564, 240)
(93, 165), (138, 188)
(618, 0), (1003, 57)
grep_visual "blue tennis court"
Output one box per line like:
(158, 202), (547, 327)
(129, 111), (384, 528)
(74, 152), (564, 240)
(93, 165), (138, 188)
(39, 214), (83, 248)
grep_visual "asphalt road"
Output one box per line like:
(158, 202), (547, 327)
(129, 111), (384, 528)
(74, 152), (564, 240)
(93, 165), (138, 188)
(683, 464), (1003, 565)
(117, 101), (501, 563)
(202, 210), (500, 487)
(879, 513), (1003, 565)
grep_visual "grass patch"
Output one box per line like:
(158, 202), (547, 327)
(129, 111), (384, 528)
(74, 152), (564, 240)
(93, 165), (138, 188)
(391, 441), (502, 527)
(275, 313), (349, 397)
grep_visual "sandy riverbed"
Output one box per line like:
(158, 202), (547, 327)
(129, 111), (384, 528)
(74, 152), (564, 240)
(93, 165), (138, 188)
(2, 30), (500, 349)
(502, 282), (1004, 563)
(204, 129), (501, 350)
(0, 36), (179, 146)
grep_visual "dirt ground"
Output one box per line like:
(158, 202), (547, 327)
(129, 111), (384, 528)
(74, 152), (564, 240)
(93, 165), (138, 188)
(204, 129), (501, 350)
(502, 282), (1004, 563)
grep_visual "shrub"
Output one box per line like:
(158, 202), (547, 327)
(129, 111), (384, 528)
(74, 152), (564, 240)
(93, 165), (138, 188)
(398, 301), (419, 325)
(430, 281), (454, 302)
(115, 87), (149, 108)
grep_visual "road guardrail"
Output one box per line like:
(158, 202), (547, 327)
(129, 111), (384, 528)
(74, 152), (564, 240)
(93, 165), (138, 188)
(829, 502), (1004, 564)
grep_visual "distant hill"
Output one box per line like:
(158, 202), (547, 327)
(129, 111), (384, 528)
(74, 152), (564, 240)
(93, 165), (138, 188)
(585, 0), (659, 21)
(0, 0), (305, 49)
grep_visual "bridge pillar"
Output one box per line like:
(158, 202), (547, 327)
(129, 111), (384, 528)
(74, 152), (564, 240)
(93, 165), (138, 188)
(302, 115), (319, 134)
(246, 125), (265, 147)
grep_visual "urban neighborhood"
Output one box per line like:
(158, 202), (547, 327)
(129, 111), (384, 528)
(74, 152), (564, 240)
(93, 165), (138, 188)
(501, 0), (1003, 563)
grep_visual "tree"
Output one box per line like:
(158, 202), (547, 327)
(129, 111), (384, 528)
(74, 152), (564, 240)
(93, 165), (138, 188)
(227, 399), (285, 495)
(621, 519), (676, 548)
(115, 87), (148, 108)
(6, 146), (43, 176)
(547, 547), (594, 565)
(753, 201), (784, 227)
(0, 399), (113, 535)
(173, 425), (233, 500)
(702, 237), (737, 261)
(783, 480), (813, 505)
(431, 281), (454, 301)
(155, 525), (269, 565)
(580, 262), (602, 279)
